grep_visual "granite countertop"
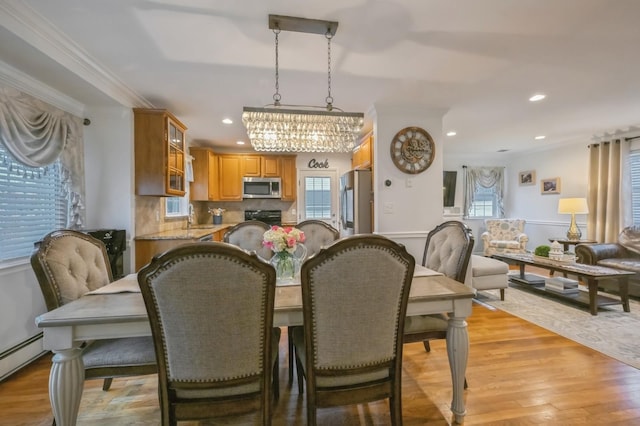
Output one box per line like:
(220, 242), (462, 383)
(135, 223), (235, 240)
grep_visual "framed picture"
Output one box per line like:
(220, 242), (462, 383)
(518, 170), (536, 186)
(541, 177), (561, 194)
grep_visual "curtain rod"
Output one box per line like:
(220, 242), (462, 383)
(626, 136), (640, 141)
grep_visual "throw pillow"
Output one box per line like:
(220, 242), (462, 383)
(618, 226), (640, 255)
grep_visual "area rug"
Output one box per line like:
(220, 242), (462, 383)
(475, 284), (640, 370)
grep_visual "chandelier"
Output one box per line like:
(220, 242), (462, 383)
(243, 15), (364, 153)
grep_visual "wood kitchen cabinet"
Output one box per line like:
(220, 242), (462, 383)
(134, 108), (187, 196)
(352, 132), (372, 170)
(190, 147), (219, 201)
(242, 155), (281, 177)
(280, 155), (297, 201)
(218, 155), (243, 201)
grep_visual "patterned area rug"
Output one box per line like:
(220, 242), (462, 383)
(475, 282), (640, 370)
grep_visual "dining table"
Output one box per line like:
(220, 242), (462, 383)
(36, 264), (474, 425)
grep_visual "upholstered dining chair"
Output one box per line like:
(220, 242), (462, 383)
(223, 220), (273, 260)
(30, 230), (157, 395)
(291, 234), (415, 426)
(137, 242), (280, 426)
(403, 221), (473, 388)
(286, 219), (340, 383)
(404, 221), (474, 352)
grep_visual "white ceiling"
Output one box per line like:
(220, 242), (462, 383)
(2, 0), (640, 154)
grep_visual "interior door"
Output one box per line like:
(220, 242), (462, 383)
(298, 169), (338, 227)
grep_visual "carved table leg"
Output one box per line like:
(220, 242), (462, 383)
(49, 347), (84, 426)
(447, 315), (469, 424)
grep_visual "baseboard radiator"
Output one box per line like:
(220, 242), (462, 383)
(0, 333), (47, 382)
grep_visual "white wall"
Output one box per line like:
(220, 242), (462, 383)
(372, 104), (447, 260)
(444, 141), (589, 253)
(83, 106), (136, 274)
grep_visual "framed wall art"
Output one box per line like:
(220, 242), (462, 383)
(518, 170), (535, 186)
(541, 177), (561, 194)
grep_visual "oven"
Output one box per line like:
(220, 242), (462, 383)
(244, 209), (282, 226)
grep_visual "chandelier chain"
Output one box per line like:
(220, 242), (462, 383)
(273, 27), (281, 105)
(326, 31), (333, 110)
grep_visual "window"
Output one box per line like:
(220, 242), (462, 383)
(304, 176), (332, 219)
(165, 196), (188, 217)
(0, 144), (67, 262)
(629, 149), (640, 225)
(463, 166), (504, 219)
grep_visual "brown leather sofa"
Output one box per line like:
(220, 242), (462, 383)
(575, 226), (640, 297)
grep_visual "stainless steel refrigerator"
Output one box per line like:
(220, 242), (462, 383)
(339, 169), (372, 237)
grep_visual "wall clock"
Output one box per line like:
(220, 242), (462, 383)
(390, 126), (435, 174)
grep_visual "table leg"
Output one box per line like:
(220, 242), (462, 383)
(619, 277), (630, 312)
(519, 264), (525, 279)
(447, 315), (468, 424)
(586, 278), (598, 316)
(49, 347), (84, 426)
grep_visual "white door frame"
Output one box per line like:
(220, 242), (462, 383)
(297, 168), (339, 227)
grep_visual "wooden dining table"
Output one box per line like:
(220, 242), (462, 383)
(36, 265), (474, 425)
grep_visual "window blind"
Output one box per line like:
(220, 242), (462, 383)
(0, 144), (67, 262)
(630, 150), (640, 225)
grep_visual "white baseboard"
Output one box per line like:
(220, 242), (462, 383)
(0, 333), (47, 381)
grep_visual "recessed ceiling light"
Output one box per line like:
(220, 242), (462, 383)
(222, 118), (233, 124)
(236, 141), (245, 145)
(534, 135), (546, 140)
(446, 131), (457, 137)
(529, 94), (546, 102)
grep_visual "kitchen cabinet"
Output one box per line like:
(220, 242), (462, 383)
(352, 132), (372, 170)
(134, 108), (187, 196)
(218, 155), (243, 201)
(190, 147), (219, 201)
(280, 155), (297, 201)
(242, 155), (281, 177)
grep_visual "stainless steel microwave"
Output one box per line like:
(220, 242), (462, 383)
(242, 177), (282, 199)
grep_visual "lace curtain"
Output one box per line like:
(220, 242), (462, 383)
(463, 166), (504, 217)
(0, 84), (85, 228)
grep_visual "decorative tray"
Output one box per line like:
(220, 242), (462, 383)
(533, 254), (576, 263)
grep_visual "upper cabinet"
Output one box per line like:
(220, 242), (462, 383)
(280, 156), (297, 201)
(352, 132), (373, 170)
(242, 155), (281, 177)
(190, 147), (219, 201)
(134, 109), (187, 196)
(218, 155), (244, 201)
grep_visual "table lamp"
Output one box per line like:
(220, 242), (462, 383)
(558, 198), (589, 240)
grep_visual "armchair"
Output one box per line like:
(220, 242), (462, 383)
(481, 219), (528, 256)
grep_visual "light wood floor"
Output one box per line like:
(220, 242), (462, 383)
(2, 300), (640, 425)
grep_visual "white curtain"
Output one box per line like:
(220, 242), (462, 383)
(587, 140), (626, 243)
(463, 166), (504, 217)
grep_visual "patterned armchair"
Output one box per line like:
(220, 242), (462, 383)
(481, 219), (528, 256)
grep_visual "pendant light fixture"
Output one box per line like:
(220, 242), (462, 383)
(242, 15), (364, 152)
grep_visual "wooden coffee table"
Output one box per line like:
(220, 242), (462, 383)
(492, 252), (633, 315)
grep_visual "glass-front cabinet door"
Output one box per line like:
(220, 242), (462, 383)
(166, 117), (185, 195)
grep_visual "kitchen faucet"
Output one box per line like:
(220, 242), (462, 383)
(187, 203), (194, 230)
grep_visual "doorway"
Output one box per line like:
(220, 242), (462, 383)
(298, 169), (339, 228)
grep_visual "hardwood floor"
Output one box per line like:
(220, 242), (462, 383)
(1, 300), (640, 425)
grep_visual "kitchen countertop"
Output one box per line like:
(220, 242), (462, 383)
(134, 224), (235, 240)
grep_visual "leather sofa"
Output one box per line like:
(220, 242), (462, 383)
(575, 226), (640, 297)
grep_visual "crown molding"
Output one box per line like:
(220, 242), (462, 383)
(0, 59), (85, 117)
(0, 2), (153, 108)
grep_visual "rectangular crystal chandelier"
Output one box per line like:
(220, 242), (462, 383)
(243, 15), (364, 153)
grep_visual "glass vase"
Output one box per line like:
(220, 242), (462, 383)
(270, 244), (306, 283)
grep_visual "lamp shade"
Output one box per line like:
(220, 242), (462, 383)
(558, 198), (589, 214)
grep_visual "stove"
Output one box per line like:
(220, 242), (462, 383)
(244, 210), (282, 226)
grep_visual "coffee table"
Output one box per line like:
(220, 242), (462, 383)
(492, 252), (633, 315)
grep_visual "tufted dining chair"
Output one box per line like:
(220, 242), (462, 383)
(223, 220), (273, 260)
(30, 230), (157, 398)
(137, 242), (280, 426)
(404, 221), (474, 351)
(286, 220), (340, 383)
(291, 234), (415, 426)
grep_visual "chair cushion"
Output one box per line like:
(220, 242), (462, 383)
(403, 314), (448, 335)
(488, 240), (522, 249)
(83, 336), (156, 369)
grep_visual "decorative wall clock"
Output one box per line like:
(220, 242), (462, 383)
(390, 126), (435, 174)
